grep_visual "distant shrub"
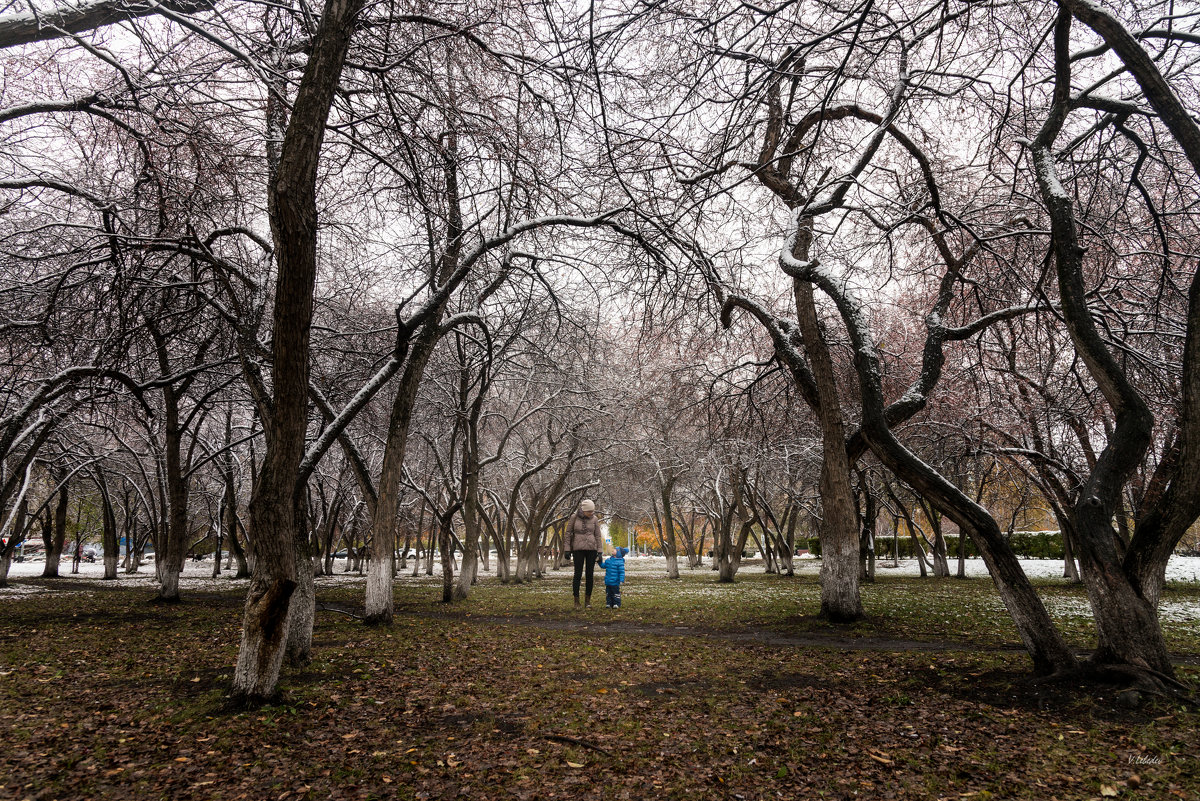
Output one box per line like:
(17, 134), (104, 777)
(812, 531), (1064, 560)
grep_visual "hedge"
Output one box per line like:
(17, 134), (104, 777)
(806, 531), (1065, 560)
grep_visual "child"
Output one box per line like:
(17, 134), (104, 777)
(597, 547), (628, 608)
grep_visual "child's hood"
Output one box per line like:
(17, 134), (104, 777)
(614, 547), (628, 558)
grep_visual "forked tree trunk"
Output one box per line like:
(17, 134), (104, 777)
(125, 525), (142, 574)
(365, 322), (443, 622)
(454, 420), (483, 601)
(231, 0), (365, 705)
(777, 511), (796, 576)
(911, 528), (928, 578)
(717, 520), (751, 583)
(228, 515), (251, 579)
(1029, 12), (1175, 676)
(794, 237), (1078, 676)
(494, 529), (511, 583)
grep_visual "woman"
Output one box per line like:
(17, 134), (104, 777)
(565, 498), (603, 608)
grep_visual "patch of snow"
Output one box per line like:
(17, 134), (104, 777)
(3, 555), (1196, 602)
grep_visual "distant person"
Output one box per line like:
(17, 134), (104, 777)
(565, 498), (602, 608)
(597, 546), (628, 608)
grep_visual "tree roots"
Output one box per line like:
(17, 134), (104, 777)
(1035, 660), (1197, 708)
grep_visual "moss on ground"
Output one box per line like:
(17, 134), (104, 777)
(0, 565), (1197, 800)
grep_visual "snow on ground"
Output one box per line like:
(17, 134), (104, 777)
(0, 558), (369, 597)
(4, 555), (1199, 624)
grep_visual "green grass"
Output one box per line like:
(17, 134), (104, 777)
(361, 562), (1200, 655)
(0, 566), (1197, 800)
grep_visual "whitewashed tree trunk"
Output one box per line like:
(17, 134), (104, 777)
(495, 543), (511, 583)
(231, 0), (365, 704)
(232, 573), (295, 703)
(286, 549), (315, 666)
(454, 548), (478, 600)
(716, 551), (737, 582)
(364, 556), (391, 620)
(159, 568), (180, 601)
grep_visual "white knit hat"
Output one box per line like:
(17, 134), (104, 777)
(580, 498), (596, 512)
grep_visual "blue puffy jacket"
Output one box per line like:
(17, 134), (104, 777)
(598, 547), (627, 586)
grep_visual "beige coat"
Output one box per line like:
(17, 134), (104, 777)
(566, 512), (603, 552)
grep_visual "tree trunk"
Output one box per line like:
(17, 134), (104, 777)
(440, 516), (456, 602)
(1076, 502), (1172, 673)
(231, 0), (365, 705)
(125, 523), (142, 574)
(100, 486), (118, 580)
(656, 481), (681, 579)
(42, 481), (68, 578)
(794, 267), (862, 622)
(662, 550), (678, 579)
(228, 512), (251, 579)
(858, 478), (877, 583)
(1059, 519), (1081, 582)
(796, 242), (1078, 675)
(365, 326), (442, 623)
(955, 522), (967, 579)
(285, 513), (316, 667)
(494, 526), (511, 583)
(718, 520), (751, 583)
(1028, 17), (1174, 675)
(454, 414), (483, 601)
(777, 511), (796, 576)
(156, 370), (189, 602)
(911, 528), (928, 578)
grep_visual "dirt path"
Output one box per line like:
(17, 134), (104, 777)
(385, 608), (1200, 665)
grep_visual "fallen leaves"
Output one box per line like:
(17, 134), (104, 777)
(0, 576), (1197, 801)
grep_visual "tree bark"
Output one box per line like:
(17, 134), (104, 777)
(0, 0), (214, 51)
(794, 266), (862, 622)
(0, 498), (27, 588)
(285, 511), (316, 667)
(789, 236), (1079, 676)
(100, 482), (119, 580)
(454, 357), (486, 601)
(42, 479), (68, 578)
(231, 0), (365, 705)
(1029, 8), (1173, 676)
(659, 475), (680, 579)
(364, 327), (441, 623)
(1064, 0), (1200, 617)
